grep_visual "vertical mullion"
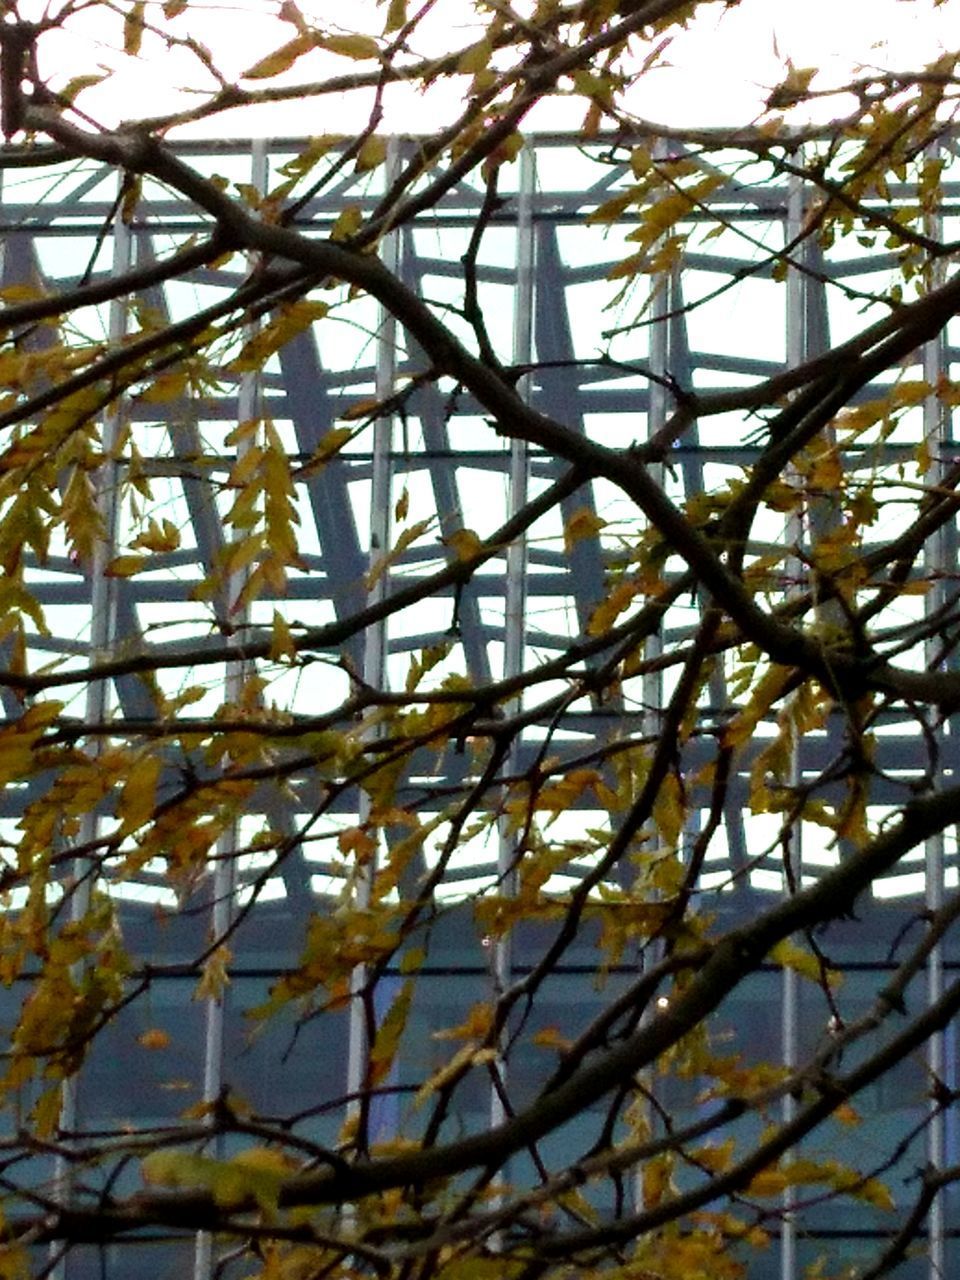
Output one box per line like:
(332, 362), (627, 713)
(781, 166), (807, 1280)
(644, 260), (668, 731)
(193, 137), (267, 1280)
(346, 137), (401, 1120)
(634, 154), (670, 1212)
(52, 182), (132, 1280)
(492, 140), (536, 1135)
(922, 137), (947, 1280)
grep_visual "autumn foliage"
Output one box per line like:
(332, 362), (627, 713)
(0, 1), (958, 1278)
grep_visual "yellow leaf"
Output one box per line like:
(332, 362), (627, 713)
(631, 146), (652, 177)
(383, 0), (407, 32)
(20, 700), (64, 732)
(235, 182), (262, 210)
(226, 1148), (301, 1214)
(195, 946), (232, 1002)
(693, 1138), (735, 1173)
(857, 1177), (895, 1212)
(747, 1167), (788, 1197)
(140, 370), (187, 404)
(369, 980), (414, 1084)
(481, 130), (524, 181)
(770, 938), (827, 985)
(936, 374), (960, 407)
(807, 443), (843, 492)
(366, 518), (433, 588)
(400, 946), (426, 974)
(105, 554), (148, 578)
(0, 1241), (29, 1280)
(652, 770), (683, 851)
(243, 34), (313, 80)
(124, 1), (146, 56)
(532, 1026), (573, 1051)
(118, 754), (161, 836)
(888, 379), (931, 407)
(229, 301), (329, 373)
(415, 1041), (496, 1107)
(588, 578), (641, 635)
(138, 1028), (171, 1050)
(0, 284), (42, 303)
(342, 398), (384, 423)
(163, 0), (188, 16)
(298, 426), (355, 476)
(564, 506), (606, 552)
(468, 67), (497, 95)
(458, 39), (492, 74)
(141, 1151), (202, 1187)
(232, 1146), (298, 1176)
(766, 61), (818, 110)
(29, 1086), (61, 1141)
(444, 528), (482, 561)
(130, 517), (180, 553)
(642, 1155), (672, 1208)
(587, 190), (636, 226)
(405, 642), (451, 692)
(330, 205), (363, 241)
(225, 418), (261, 448)
(141, 1151), (260, 1210)
(319, 33), (380, 60)
(834, 1102), (861, 1126)
(723, 664), (793, 749)
(269, 610), (297, 664)
(58, 74), (109, 105)
(338, 826), (377, 862)
(62, 465), (103, 564)
(356, 135), (387, 173)
(277, 135), (340, 180)
(433, 1001), (493, 1042)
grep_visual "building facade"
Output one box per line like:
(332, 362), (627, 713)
(1, 132), (958, 1278)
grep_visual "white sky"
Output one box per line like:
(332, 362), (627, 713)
(21, 0), (960, 138)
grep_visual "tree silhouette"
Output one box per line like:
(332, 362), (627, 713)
(0, 2), (957, 1278)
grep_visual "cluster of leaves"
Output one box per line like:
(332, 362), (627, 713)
(0, 1), (957, 1279)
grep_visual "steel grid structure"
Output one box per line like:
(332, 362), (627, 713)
(3, 133), (960, 1279)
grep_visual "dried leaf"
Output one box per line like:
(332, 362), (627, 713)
(383, 0), (407, 33)
(124, 2), (147, 57)
(564, 506), (606, 552)
(105, 554), (148, 578)
(242, 35), (313, 80)
(330, 204), (363, 241)
(355, 134), (387, 173)
(318, 33), (380, 60)
(195, 946), (232, 1002)
(444, 528), (482, 561)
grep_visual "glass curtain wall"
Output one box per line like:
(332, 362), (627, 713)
(1, 133), (958, 1279)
